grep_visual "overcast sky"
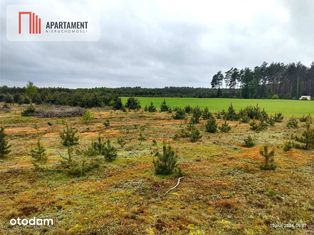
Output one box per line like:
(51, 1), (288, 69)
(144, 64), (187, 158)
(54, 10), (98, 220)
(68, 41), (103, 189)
(0, 0), (313, 88)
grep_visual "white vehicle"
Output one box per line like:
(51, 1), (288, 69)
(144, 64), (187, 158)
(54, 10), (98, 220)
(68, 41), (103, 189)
(299, 96), (311, 100)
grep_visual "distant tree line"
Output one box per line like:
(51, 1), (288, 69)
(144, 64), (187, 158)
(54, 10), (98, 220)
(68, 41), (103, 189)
(0, 62), (313, 107)
(211, 62), (314, 99)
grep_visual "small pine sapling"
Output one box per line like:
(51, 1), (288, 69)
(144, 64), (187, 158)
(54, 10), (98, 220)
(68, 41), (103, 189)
(60, 124), (79, 147)
(260, 146), (276, 170)
(30, 140), (47, 170)
(0, 127), (11, 159)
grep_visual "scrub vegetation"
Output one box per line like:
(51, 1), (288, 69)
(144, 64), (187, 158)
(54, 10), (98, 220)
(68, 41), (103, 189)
(0, 101), (313, 234)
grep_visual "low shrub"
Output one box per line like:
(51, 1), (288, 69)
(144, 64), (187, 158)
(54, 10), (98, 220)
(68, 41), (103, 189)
(202, 107), (212, 120)
(21, 106), (35, 116)
(287, 117), (298, 129)
(138, 132), (146, 142)
(190, 106), (202, 124)
(243, 136), (255, 147)
(273, 113), (284, 122)
(82, 110), (94, 124)
(283, 141), (294, 152)
(117, 137), (126, 148)
(294, 127), (314, 150)
(60, 148), (99, 177)
(219, 121), (231, 133)
(103, 119), (110, 128)
(173, 108), (186, 120)
(250, 120), (268, 132)
(184, 105), (192, 114)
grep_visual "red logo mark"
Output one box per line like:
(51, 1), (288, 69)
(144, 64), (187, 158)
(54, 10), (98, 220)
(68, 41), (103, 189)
(18, 12), (42, 34)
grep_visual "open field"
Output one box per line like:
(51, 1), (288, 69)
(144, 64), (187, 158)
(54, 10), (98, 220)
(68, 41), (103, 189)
(122, 97), (314, 116)
(0, 104), (313, 234)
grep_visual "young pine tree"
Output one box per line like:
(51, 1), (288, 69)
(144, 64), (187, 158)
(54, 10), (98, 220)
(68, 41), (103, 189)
(148, 102), (157, 112)
(0, 127), (11, 159)
(219, 120), (231, 133)
(190, 107), (202, 124)
(153, 144), (179, 175)
(60, 124), (79, 147)
(260, 146), (276, 170)
(30, 140), (47, 170)
(294, 127), (314, 150)
(160, 100), (169, 112)
(102, 140), (117, 162)
(205, 116), (218, 133)
(112, 97), (123, 110)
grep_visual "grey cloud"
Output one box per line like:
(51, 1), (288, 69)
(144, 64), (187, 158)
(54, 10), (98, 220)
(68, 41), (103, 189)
(1, 0), (313, 88)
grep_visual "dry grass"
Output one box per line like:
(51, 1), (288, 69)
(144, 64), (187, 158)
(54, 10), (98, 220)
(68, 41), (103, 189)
(0, 103), (313, 234)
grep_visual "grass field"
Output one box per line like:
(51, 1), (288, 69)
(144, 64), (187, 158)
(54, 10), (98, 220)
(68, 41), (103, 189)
(122, 97), (314, 116)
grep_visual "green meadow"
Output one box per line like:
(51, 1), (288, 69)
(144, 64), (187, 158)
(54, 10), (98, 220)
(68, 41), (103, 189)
(122, 97), (314, 116)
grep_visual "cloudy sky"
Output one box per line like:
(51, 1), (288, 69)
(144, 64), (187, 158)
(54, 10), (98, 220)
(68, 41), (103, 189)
(0, 0), (313, 88)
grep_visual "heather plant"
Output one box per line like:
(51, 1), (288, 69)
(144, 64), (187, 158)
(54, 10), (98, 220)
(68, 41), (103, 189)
(0, 127), (11, 159)
(30, 140), (47, 170)
(153, 144), (180, 175)
(260, 146), (276, 170)
(60, 124), (79, 147)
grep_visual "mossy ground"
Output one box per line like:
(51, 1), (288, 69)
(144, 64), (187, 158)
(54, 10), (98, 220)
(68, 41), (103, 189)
(0, 104), (313, 234)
